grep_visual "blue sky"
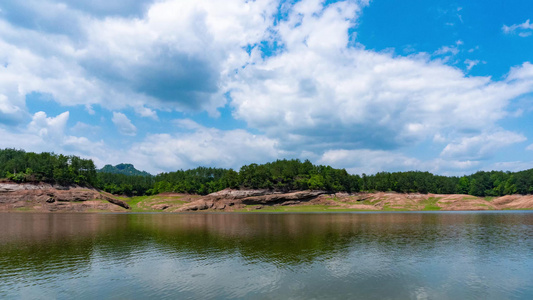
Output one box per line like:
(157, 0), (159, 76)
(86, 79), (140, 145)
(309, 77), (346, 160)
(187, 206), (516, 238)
(1, 0), (532, 175)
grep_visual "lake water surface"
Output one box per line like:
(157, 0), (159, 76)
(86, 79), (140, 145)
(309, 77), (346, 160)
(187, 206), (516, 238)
(1, 212), (532, 299)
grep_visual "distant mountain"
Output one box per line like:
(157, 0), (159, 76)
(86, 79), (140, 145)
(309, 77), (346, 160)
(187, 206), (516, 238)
(98, 163), (152, 177)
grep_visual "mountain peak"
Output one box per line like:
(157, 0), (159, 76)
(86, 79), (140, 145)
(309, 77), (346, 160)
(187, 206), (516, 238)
(98, 164), (152, 177)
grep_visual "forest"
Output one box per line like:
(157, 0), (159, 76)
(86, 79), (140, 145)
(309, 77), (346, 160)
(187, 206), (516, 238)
(1, 148), (533, 197)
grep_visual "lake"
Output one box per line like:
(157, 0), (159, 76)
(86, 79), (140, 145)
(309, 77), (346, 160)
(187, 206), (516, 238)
(1, 212), (532, 299)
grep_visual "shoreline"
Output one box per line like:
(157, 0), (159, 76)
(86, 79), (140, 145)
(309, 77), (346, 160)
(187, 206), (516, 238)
(2, 209), (533, 214)
(2, 183), (533, 213)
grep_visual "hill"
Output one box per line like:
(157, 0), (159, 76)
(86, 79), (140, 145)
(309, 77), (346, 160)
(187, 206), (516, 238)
(98, 163), (152, 177)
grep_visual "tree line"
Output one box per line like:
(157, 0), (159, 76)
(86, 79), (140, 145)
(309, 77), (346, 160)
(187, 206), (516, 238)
(0, 148), (97, 186)
(360, 169), (533, 196)
(1, 148), (533, 197)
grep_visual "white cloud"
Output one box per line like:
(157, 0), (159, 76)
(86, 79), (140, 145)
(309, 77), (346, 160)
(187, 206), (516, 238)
(76, 0), (279, 115)
(70, 121), (100, 135)
(318, 149), (422, 175)
(0, 23), (104, 123)
(0, 93), (26, 124)
(1, 111), (520, 176)
(502, 19), (533, 37)
(433, 40), (463, 59)
(112, 112), (137, 136)
(464, 59), (479, 71)
(440, 130), (526, 160)
(527, 144), (533, 151)
(317, 148), (482, 175)
(1, 0), (533, 176)
(135, 106), (158, 120)
(0, 111), (106, 158)
(486, 161), (533, 172)
(434, 45), (459, 56)
(0, 94), (22, 115)
(125, 121), (284, 173)
(229, 2), (533, 155)
(0, 0), (279, 121)
(28, 111), (70, 142)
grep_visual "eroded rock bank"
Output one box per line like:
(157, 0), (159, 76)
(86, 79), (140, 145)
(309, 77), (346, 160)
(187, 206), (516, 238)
(173, 189), (533, 212)
(3, 183), (533, 212)
(174, 189), (327, 212)
(0, 182), (129, 212)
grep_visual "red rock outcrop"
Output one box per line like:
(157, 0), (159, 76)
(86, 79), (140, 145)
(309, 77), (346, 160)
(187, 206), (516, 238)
(174, 189), (327, 212)
(0, 182), (129, 212)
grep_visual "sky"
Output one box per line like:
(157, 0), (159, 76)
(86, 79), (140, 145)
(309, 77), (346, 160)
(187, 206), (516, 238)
(1, 0), (533, 175)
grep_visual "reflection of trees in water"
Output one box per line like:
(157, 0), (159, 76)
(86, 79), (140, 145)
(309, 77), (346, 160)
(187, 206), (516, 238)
(0, 213), (140, 278)
(0, 213), (531, 274)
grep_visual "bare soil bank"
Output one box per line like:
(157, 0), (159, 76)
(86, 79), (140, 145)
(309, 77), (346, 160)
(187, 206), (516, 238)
(0, 182), (129, 212)
(2, 183), (533, 212)
(173, 189), (533, 212)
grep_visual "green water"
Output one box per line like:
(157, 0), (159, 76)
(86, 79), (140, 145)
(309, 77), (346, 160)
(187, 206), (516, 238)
(1, 212), (532, 299)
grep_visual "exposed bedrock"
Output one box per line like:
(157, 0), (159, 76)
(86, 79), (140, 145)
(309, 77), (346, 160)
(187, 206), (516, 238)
(176, 189), (328, 212)
(0, 182), (129, 211)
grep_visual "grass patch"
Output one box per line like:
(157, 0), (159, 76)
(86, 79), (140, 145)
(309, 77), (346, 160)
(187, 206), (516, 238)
(474, 203), (493, 209)
(327, 196), (342, 204)
(122, 195), (189, 212)
(237, 205), (376, 213)
(421, 197), (442, 211)
(361, 199), (377, 206)
(124, 196), (151, 207)
(352, 196), (381, 206)
(14, 207), (32, 212)
(484, 196), (495, 202)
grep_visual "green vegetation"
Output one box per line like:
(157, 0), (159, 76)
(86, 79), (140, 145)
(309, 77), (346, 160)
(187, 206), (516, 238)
(95, 159), (361, 196)
(236, 205), (366, 213)
(119, 194), (193, 212)
(96, 172), (154, 196)
(360, 169), (533, 197)
(2, 148), (533, 199)
(98, 163), (152, 177)
(0, 148), (96, 186)
(421, 197), (442, 210)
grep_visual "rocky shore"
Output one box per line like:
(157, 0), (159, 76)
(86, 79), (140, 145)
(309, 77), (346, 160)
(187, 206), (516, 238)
(174, 189), (327, 211)
(172, 189), (533, 212)
(2, 182), (533, 213)
(0, 182), (129, 212)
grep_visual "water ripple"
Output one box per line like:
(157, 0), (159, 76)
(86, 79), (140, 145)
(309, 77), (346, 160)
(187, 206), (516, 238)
(0, 212), (532, 299)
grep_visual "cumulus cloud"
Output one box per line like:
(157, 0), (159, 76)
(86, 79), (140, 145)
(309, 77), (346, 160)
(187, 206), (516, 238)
(62, 0), (153, 18)
(0, 25), (102, 124)
(527, 144), (533, 151)
(112, 112), (137, 136)
(318, 149), (423, 175)
(486, 161), (533, 172)
(502, 19), (533, 37)
(0, 94), (26, 124)
(440, 130), (527, 160)
(229, 2), (533, 155)
(1, 0), (533, 176)
(0, 111), (106, 158)
(0, 0), (279, 122)
(0, 1), (86, 36)
(28, 111), (70, 142)
(317, 148), (482, 175)
(70, 121), (100, 136)
(125, 120), (284, 173)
